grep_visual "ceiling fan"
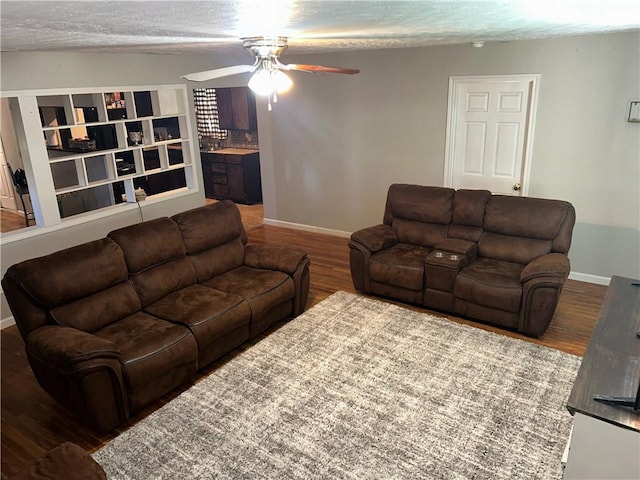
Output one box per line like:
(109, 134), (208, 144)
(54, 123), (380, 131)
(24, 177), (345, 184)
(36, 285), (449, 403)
(182, 36), (359, 109)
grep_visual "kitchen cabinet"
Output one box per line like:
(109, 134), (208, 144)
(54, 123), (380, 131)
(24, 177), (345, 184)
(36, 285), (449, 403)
(201, 148), (262, 204)
(216, 87), (257, 131)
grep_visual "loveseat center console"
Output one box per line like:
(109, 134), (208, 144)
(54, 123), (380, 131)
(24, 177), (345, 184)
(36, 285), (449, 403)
(425, 250), (467, 311)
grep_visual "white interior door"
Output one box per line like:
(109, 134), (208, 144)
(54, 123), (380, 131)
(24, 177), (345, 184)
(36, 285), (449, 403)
(0, 137), (18, 211)
(444, 75), (540, 195)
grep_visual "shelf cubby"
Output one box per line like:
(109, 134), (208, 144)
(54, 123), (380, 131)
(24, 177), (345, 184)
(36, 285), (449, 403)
(33, 86), (194, 220)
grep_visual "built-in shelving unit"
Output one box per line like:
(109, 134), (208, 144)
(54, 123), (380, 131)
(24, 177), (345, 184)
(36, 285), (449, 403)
(28, 86), (194, 219)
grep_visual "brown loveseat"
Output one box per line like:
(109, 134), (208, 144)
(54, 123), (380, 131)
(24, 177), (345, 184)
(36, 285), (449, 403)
(2, 201), (310, 432)
(349, 184), (575, 337)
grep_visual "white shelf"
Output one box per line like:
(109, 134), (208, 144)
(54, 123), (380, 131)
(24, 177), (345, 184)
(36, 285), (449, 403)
(33, 86), (194, 219)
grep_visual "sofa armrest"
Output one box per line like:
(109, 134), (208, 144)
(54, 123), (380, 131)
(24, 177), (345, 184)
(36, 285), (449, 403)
(244, 244), (311, 317)
(349, 225), (395, 294)
(350, 224), (397, 253)
(520, 253), (570, 283)
(26, 325), (120, 370)
(26, 326), (128, 432)
(243, 244), (308, 275)
(519, 254), (571, 337)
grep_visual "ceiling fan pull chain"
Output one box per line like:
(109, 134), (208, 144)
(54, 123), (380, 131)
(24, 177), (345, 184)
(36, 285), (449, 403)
(268, 96), (272, 112)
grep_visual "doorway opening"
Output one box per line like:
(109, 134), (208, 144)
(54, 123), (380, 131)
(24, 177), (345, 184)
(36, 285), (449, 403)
(1, 99), (35, 234)
(193, 86), (264, 227)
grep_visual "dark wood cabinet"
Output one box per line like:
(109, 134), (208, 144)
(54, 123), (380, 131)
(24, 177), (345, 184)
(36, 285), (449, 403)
(216, 87), (257, 131)
(201, 149), (262, 204)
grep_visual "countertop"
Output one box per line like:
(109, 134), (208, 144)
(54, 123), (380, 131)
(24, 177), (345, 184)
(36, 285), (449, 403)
(201, 148), (259, 155)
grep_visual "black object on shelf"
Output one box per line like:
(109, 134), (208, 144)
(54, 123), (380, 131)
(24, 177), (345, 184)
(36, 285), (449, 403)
(107, 108), (127, 121)
(134, 91), (154, 117)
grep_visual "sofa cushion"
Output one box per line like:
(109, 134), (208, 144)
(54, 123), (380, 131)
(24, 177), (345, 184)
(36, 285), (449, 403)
(108, 218), (186, 274)
(94, 311), (197, 412)
(183, 238), (246, 283)
(449, 189), (492, 242)
(172, 200), (248, 253)
(369, 243), (432, 291)
(478, 232), (552, 265)
(383, 184), (454, 226)
(144, 284), (251, 367)
(108, 218), (197, 306)
(204, 266), (294, 322)
(51, 282), (141, 333)
(393, 218), (448, 248)
(454, 258), (524, 312)
(452, 189), (492, 227)
(129, 257), (198, 307)
(5, 238), (128, 308)
(172, 202), (247, 282)
(484, 196), (573, 241)
(5, 238), (137, 333)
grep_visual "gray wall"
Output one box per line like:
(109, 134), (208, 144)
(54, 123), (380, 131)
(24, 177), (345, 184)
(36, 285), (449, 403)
(0, 31), (638, 324)
(260, 31), (640, 282)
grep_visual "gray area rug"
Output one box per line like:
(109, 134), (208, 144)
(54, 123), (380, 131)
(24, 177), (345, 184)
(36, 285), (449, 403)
(94, 291), (581, 479)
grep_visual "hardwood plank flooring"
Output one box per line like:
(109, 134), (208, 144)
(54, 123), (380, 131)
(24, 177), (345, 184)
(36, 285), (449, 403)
(0, 214), (607, 478)
(0, 209), (29, 234)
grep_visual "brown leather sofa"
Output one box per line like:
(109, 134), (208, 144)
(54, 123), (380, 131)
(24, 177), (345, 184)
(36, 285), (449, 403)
(349, 184), (575, 337)
(2, 200), (310, 432)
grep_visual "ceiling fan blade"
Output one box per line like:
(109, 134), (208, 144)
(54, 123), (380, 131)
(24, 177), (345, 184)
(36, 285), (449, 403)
(285, 64), (360, 74)
(182, 65), (255, 82)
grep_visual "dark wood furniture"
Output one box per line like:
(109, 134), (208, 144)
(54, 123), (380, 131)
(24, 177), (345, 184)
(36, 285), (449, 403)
(567, 275), (640, 428)
(564, 275), (640, 479)
(216, 87), (257, 131)
(201, 148), (262, 204)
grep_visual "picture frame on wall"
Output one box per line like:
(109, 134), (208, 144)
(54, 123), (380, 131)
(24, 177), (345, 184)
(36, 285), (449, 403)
(628, 101), (640, 123)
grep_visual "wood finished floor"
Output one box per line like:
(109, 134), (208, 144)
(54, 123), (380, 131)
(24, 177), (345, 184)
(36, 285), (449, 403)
(0, 205), (607, 478)
(0, 209), (30, 234)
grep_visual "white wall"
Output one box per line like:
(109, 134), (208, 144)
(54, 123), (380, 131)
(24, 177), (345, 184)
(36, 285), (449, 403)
(260, 31), (640, 282)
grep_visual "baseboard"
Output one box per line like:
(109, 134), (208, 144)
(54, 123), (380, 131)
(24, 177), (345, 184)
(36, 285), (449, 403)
(263, 218), (351, 238)
(568, 272), (610, 286)
(1, 316), (16, 329)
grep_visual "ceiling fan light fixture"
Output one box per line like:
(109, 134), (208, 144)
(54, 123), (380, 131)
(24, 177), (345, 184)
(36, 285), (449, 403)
(248, 68), (292, 96)
(182, 36), (358, 111)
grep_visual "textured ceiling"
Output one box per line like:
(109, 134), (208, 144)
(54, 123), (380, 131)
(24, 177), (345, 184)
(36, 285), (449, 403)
(1, 0), (639, 58)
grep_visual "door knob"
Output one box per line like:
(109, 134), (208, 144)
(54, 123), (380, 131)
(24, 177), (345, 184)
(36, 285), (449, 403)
(513, 183), (521, 191)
